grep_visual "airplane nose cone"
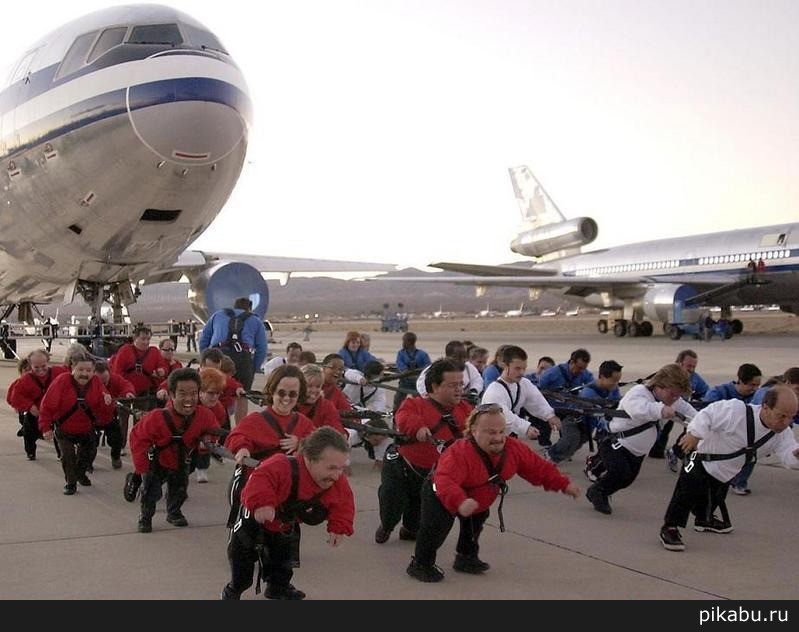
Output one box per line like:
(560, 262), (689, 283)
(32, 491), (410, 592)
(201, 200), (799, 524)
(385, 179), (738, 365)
(127, 80), (249, 166)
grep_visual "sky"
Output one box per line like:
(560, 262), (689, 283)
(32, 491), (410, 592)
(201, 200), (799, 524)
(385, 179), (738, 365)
(3, 0), (798, 270)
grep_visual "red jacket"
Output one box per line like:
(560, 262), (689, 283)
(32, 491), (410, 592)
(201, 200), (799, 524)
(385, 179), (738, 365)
(130, 403), (220, 473)
(110, 344), (166, 395)
(225, 408), (315, 461)
(433, 436), (572, 515)
(7, 366), (70, 413)
(396, 397), (473, 470)
(165, 359), (183, 376)
(220, 375), (243, 412)
(322, 383), (352, 413)
(105, 373), (135, 398)
(38, 373), (115, 435)
(297, 398), (348, 436)
(242, 453), (354, 535)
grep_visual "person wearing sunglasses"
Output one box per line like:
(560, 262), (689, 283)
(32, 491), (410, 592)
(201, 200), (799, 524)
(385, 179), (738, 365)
(159, 339), (183, 377)
(407, 403), (580, 582)
(224, 365), (315, 529)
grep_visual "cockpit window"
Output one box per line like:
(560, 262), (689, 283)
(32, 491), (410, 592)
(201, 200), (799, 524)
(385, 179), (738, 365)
(87, 27), (128, 64)
(180, 23), (227, 54)
(54, 31), (99, 81)
(128, 24), (183, 46)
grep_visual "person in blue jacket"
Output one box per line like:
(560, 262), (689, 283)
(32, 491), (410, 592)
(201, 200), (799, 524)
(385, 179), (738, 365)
(337, 331), (377, 372)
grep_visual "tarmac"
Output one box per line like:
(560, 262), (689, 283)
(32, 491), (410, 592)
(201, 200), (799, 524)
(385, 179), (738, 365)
(1, 323), (798, 600)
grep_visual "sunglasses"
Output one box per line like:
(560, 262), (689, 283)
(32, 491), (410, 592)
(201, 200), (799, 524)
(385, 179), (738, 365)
(275, 389), (299, 399)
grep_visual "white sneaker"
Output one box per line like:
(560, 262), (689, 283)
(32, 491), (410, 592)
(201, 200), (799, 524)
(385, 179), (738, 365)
(196, 469), (209, 483)
(730, 485), (750, 496)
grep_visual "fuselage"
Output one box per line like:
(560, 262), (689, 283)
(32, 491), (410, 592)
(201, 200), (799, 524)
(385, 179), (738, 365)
(0, 5), (250, 305)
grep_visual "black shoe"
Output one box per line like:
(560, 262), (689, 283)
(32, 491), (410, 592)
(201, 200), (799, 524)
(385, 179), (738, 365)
(78, 475), (91, 487)
(694, 516), (733, 534)
(375, 525), (392, 544)
(398, 526), (417, 541)
(111, 457), (122, 470)
(137, 517), (152, 533)
(660, 526), (685, 551)
(453, 554), (490, 574)
(586, 486), (612, 515)
(220, 584), (240, 600)
(63, 483), (77, 495)
(26, 453), (36, 461)
(264, 583), (306, 600)
(406, 557), (444, 583)
(166, 513), (189, 527)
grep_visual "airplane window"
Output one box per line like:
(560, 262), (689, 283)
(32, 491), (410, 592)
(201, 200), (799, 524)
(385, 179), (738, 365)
(88, 27), (128, 64)
(55, 31), (99, 80)
(180, 23), (227, 54)
(128, 24), (183, 46)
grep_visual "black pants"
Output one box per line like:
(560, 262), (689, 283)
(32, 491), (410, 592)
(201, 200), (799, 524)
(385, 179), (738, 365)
(56, 430), (96, 485)
(104, 418), (123, 460)
(224, 349), (255, 391)
(527, 417), (553, 446)
(650, 420), (674, 457)
(414, 478), (489, 567)
(663, 460), (730, 527)
(226, 514), (294, 596)
(140, 466), (189, 520)
(595, 438), (645, 496)
(22, 412), (41, 458)
(378, 450), (429, 534)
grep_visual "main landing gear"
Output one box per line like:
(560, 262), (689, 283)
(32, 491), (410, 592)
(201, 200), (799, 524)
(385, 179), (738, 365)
(597, 318), (654, 337)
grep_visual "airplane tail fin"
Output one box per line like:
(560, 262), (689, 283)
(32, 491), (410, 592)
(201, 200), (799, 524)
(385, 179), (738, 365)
(508, 166), (566, 227)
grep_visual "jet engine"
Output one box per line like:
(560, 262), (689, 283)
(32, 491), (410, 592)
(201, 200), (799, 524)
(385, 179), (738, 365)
(186, 262), (269, 323)
(510, 217), (598, 258)
(642, 284), (700, 324)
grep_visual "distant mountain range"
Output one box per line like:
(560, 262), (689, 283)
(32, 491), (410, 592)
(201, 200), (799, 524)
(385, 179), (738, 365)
(40, 268), (571, 322)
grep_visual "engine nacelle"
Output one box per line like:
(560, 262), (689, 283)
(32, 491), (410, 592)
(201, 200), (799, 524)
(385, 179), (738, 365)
(186, 262), (269, 323)
(642, 284), (700, 324)
(510, 217), (598, 258)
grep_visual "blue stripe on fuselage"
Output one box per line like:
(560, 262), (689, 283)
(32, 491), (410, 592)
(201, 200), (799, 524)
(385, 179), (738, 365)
(0, 77), (251, 161)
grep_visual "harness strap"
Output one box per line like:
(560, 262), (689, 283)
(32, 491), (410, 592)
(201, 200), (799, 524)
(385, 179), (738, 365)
(695, 405), (774, 464)
(468, 437), (508, 532)
(54, 378), (98, 428)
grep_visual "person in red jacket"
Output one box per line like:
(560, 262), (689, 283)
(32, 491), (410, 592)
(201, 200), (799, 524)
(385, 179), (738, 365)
(7, 349), (70, 460)
(321, 354), (352, 413)
(221, 426), (355, 600)
(159, 338), (183, 376)
(7, 357), (30, 447)
(297, 364), (347, 436)
(111, 326), (168, 452)
(193, 367), (229, 484)
(407, 403), (580, 582)
(224, 365), (315, 529)
(39, 350), (115, 495)
(129, 368), (220, 533)
(375, 358), (473, 545)
(94, 360), (135, 469)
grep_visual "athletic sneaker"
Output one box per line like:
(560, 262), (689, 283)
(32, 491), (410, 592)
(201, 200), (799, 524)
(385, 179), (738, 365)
(659, 526), (685, 551)
(666, 448), (680, 473)
(694, 516), (733, 534)
(731, 485), (751, 496)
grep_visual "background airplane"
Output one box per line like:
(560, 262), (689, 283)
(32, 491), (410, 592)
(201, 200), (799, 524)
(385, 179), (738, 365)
(0, 4), (393, 328)
(381, 166), (799, 339)
(503, 302), (527, 318)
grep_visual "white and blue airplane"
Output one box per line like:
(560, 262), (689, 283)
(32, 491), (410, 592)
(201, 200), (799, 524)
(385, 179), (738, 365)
(0, 4), (393, 326)
(387, 166), (799, 339)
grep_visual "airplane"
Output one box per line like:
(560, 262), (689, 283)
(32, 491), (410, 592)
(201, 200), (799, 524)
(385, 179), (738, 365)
(0, 5), (394, 332)
(378, 165), (799, 339)
(503, 302), (526, 318)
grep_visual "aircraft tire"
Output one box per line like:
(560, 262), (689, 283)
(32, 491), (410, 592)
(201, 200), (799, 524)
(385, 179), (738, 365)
(613, 320), (627, 337)
(597, 319), (608, 334)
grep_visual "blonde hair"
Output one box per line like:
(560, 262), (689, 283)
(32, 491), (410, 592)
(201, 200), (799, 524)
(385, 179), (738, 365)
(464, 403), (504, 436)
(647, 363), (691, 394)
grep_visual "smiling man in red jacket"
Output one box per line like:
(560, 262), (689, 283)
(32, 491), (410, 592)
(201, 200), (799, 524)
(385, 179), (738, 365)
(407, 403), (580, 582)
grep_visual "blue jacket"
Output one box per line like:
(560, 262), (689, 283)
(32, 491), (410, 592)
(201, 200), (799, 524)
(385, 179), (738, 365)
(689, 372), (710, 399)
(338, 346), (377, 372)
(396, 348), (432, 373)
(579, 382), (621, 431)
(538, 362), (594, 391)
(198, 309), (268, 369)
(483, 363), (502, 388)
(703, 381), (756, 404)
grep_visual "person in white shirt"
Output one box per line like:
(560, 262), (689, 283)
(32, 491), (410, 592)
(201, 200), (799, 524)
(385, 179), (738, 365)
(585, 364), (697, 515)
(262, 342), (302, 377)
(465, 346), (489, 399)
(659, 385), (799, 551)
(342, 361), (391, 465)
(416, 341), (483, 398)
(480, 345), (561, 441)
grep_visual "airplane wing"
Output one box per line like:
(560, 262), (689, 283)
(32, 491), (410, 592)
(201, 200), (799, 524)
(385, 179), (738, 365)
(430, 261), (560, 276)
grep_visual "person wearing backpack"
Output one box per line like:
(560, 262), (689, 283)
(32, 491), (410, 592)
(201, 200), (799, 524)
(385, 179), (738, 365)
(406, 403), (579, 582)
(221, 426), (355, 600)
(199, 297), (267, 391)
(659, 385), (799, 552)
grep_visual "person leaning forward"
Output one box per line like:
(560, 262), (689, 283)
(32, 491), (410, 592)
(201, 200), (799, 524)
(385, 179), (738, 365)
(407, 403), (580, 582)
(659, 385), (799, 552)
(375, 358), (473, 545)
(199, 297), (267, 391)
(129, 368), (220, 533)
(221, 427), (355, 600)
